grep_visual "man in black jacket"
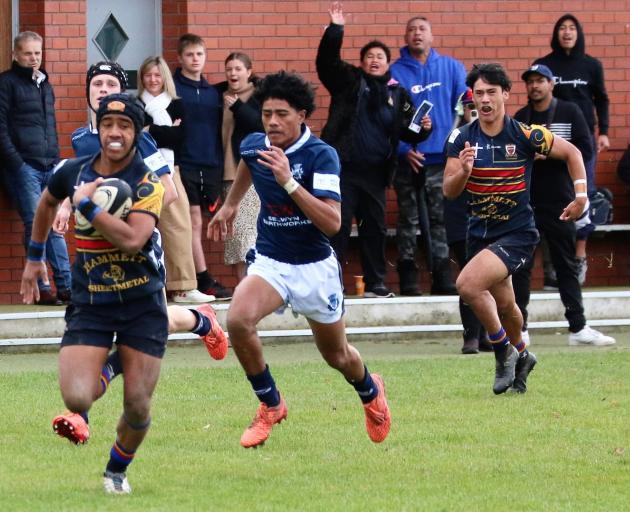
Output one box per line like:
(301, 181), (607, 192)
(513, 64), (615, 351)
(317, 2), (431, 298)
(0, 31), (71, 304)
(534, 14), (611, 284)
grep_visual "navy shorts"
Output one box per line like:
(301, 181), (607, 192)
(467, 229), (540, 276)
(61, 290), (169, 358)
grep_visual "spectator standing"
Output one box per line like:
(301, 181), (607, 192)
(390, 16), (466, 295)
(173, 33), (231, 298)
(512, 64), (615, 347)
(138, 55), (215, 303)
(317, 3), (431, 298)
(444, 88), (490, 354)
(218, 52), (263, 281)
(0, 31), (71, 304)
(534, 14), (611, 284)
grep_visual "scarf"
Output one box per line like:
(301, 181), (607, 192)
(141, 90), (175, 172)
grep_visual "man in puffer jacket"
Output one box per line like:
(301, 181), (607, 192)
(0, 31), (71, 305)
(317, 2), (431, 298)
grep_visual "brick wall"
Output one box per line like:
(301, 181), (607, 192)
(1, 0), (629, 302)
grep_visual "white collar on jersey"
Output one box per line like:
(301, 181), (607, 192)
(264, 124), (310, 155)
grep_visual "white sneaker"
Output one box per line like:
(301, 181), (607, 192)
(103, 471), (131, 494)
(521, 329), (531, 347)
(576, 257), (588, 285)
(568, 326), (616, 346)
(172, 289), (216, 303)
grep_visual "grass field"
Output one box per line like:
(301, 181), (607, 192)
(1, 334), (629, 511)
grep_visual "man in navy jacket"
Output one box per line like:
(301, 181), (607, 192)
(0, 31), (71, 304)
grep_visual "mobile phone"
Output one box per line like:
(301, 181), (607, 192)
(469, 109), (478, 123)
(409, 100), (433, 133)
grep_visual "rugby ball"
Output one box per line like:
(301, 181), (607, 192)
(75, 178), (133, 235)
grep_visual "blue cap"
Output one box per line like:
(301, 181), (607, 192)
(521, 64), (554, 81)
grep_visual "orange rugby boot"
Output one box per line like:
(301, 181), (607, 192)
(196, 304), (228, 360)
(363, 373), (391, 443)
(240, 395), (288, 448)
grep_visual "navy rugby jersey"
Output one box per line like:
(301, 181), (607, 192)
(240, 126), (341, 264)
(71, 124), (170, 176)
(48, 152), (165, 305)
(445, 115), (554, 240)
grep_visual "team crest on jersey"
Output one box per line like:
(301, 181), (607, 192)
(505, 144), (517, 159)
(327, 293), (340, 312)
(291, 163), (304, 180)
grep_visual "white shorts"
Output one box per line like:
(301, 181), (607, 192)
(247, 251), (344, 324)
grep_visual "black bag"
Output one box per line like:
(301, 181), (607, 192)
(589, 187), (613, 225)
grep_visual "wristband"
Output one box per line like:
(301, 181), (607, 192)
(77, 197), (103, 223)
(573, 179), (587, 185)
(282, 177), (300, 194)
(575, 192), (588, 198)
(27, 240), (45, 262)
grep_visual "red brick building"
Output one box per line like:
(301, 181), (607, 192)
(1, 0), (629, 303)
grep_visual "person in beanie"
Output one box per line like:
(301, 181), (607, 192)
(533, 14), (611, 284)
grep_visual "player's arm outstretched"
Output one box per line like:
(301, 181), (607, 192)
(259, 145), (341, 237)
(208, 159), (253, 241)
(443, 141), (475, 199)
(20, 189), (62, 304)
(73, 178), (159, 254)
(547, 136), (589, 221)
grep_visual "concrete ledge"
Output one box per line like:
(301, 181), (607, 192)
(1, 290), (629, 348)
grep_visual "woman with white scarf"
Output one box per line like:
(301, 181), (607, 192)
(218, 52), (263, 281)
(139, 56), (215, 304)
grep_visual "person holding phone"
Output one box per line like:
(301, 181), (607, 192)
(317, 2), (431, 298)
(391, 16), (467, 296)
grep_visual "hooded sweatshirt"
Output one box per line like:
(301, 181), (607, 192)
(534, 14), (609, 135)
(390, 46), (466, 165)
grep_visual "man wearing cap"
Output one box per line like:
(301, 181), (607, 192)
(512, 64), (615, 348)
(0, 31), (72, 304)
(20, 94), (169, 495)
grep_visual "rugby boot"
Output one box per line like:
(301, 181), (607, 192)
(196, 304), (228, 360)
(240, 395), (288, 448)
(103, 471), (131, 494)
(493, 344), (518, 395)
(511, 351), (538, 394)
(52, 412), (90, 444)
(363, 373), (391, 443)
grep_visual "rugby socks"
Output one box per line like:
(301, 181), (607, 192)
(190, 308), (211, 336)
(514, 339), (529, 357)
(247, 365), (281, 407)
(488, 327), (510, 358)
(100, 351), (123, 392)
(106, 440), (135, 474)
(348, 365), (378, 404)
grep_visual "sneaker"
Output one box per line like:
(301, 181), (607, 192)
(172, 289), (216, 303)
(511, 351), (537, 393)
(202, 278), (232, 300)
(542, 277), (559, 291)
(363, 373), (391, 443)
(240, 395), (288, 448)
(521, 330), (531, 347)
(576, 257), (588, 285)
(56, 289), (72, 305)
(461, 338), (479, 355)
(37, 289), (62, 306)
(363, 284), (395, 298)
(493, 344), (518, 395)
(196, 304), (228, 360)
(103, 471), (131, 494)
(52, 412), (90, 444)
(568, 326), (616, 346)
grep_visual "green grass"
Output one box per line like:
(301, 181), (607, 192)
(1, 336), (629, 511)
